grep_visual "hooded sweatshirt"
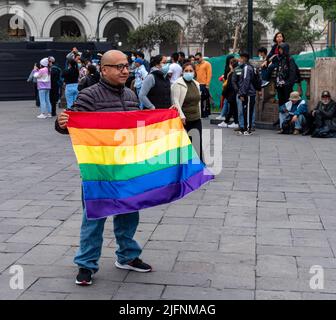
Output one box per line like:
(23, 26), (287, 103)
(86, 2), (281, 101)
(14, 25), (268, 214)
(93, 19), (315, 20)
(276, 43), (297, 88)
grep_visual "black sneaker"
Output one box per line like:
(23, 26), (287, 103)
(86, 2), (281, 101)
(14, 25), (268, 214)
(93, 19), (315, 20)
(75, 268), (93, 286)
(115, 258), (152, 273)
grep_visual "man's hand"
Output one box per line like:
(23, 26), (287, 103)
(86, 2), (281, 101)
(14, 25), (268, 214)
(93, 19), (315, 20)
(291, 115), (298, 123)
(170, 104), (178, 111)
(240, 96), (245, 102)
(57, 111), (69, 129)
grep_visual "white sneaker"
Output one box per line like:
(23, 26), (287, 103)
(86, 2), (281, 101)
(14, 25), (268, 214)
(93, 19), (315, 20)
(216, 116), (226, 120)
(37, 114), (47, 119)
(218, 121), (228, 128)
(46, 113), (52, 118)
(228, 123), (239, 129)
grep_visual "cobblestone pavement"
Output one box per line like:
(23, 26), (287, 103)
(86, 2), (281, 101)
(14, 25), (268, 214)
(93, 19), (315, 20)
(0, 101), (336, 300)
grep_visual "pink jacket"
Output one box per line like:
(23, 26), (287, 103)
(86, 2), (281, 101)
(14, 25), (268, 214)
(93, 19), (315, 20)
(34, 67), (51, 90)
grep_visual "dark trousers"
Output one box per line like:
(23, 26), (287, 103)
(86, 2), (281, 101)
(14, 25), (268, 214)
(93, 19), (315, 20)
(225, 98), (239, 124)
(34, 83), (40, 107)
(200, 85), (211, 118)
(184, 119), (203, 162)
(262, 62), (278, 82)
(305, 111), (329, 134)
(242, 95), (256, 132)
(50, 86), (60, 116)
(277, 85), (293, 107)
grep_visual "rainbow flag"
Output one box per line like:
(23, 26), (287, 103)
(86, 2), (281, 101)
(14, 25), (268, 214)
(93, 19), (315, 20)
(66, 109), (214, 219)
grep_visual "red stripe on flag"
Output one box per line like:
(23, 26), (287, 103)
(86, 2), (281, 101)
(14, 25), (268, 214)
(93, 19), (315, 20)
(66, 109), (179, 130)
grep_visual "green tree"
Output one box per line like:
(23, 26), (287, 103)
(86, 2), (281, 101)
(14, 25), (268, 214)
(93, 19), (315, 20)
(127, 15), (181, 56)
(186, 0), (273, 54)
(298, 0), (336, 21)
(272, 0), (323, 54)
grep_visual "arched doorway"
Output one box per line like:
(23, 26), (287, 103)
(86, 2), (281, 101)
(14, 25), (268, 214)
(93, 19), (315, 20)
(50, 17), (85, 41)
(0, 14), (28, 40)
(103, 18), (132, 50)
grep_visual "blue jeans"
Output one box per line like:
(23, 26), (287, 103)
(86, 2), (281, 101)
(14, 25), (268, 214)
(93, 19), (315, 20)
(38, 89), (52, 114)
(237, 95), (244, 128)
(65, 83), (78, 109)
(136, 87), (144, 110)
(220, 99), (229, 117)
(74, 192), (142, 272)
(279, 113), (306, 130)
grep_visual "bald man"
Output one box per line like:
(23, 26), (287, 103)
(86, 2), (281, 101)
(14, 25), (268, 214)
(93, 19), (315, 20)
(56, 50), (152, 286)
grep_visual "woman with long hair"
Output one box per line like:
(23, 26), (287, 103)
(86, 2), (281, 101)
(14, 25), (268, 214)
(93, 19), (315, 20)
(261, 32), (285, 87)
(217, 54), (235, 120)
(62, 58), (79, 109)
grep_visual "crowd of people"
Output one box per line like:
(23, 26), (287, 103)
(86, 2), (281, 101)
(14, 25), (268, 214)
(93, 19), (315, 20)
(29, 37), (336, 139)
(215, 32), (336, 138)
(43, 39), (334, 285)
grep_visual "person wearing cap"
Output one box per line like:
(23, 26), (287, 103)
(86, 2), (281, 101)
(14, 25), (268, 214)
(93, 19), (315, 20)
(133, 58), (148, 109)
(278, 91), (308, 135)
(304, 91), (336, 137)
(49, 56), (62, 117)
(33, 57), (52, 119)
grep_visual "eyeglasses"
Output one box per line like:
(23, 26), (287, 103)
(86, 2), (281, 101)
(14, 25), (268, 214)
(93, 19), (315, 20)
(103, 64), (130, 71)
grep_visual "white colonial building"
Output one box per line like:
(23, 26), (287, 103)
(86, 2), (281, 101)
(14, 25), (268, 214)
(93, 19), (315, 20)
(0, 0), (327, 56)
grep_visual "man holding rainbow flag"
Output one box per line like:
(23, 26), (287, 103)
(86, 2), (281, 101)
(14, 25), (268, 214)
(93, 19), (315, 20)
(56, 50), (213, 286)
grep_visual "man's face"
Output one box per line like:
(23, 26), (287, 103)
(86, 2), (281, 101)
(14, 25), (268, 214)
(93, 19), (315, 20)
(322, 96), (331, 105)
(240, 57), (247, 64)
(195, 55), (202, 63)
(258, 52), (266, 59)
(101, 53), (130, 86)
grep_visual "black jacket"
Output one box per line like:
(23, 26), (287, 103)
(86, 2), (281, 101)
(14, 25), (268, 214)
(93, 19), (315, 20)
(314, 99), (336, 131)
(55, 78), (139, 134)
(78, 72), (100, 91)
(275, 44), (297, 88)
(147, 70), (171, 109)
(62, 68), (79, 85)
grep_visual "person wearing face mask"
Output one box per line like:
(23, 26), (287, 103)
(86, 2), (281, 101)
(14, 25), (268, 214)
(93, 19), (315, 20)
(171, 62), (203, 160)
(139, 55), (172, 109)
(303, 91), (336, 137)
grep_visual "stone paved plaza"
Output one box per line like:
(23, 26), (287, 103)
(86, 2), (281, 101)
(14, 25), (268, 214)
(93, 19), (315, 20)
(0, 100), (336, 300)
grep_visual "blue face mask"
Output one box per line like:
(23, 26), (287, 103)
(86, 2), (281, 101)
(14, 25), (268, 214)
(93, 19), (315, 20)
(78, 63), (82, 69)
(183, 72), (194, 82)
(161, 64), (170, 75)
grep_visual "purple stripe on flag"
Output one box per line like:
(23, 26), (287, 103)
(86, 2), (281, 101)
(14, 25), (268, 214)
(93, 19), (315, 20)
(85, 169), (214, 220)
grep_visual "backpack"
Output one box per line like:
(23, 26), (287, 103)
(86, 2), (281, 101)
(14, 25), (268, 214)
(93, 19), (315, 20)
(251, 66), (262, 91)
